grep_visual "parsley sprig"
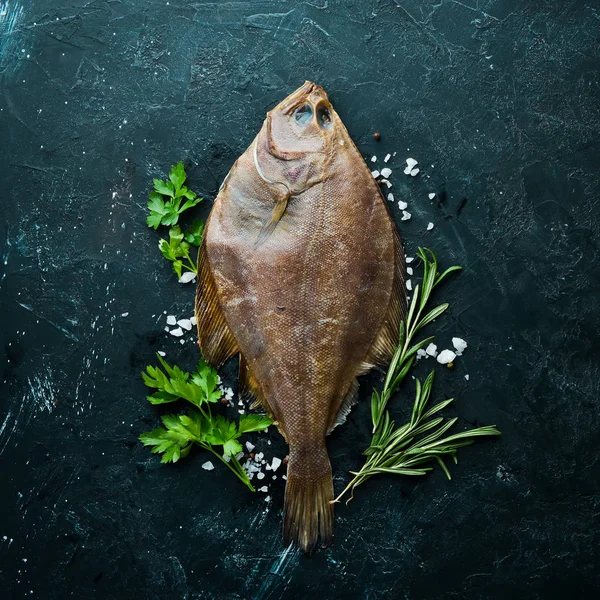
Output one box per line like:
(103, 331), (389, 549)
(139, 354), (273, 491)
(146, 162), (204, 279)
(332, 248), (501, 504)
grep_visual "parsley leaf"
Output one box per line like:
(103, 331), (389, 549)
(238, 414), (272, 434)
(185, 219), (204, 247)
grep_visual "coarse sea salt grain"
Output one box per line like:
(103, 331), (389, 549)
(258, 486), (268, 492)
(257, 472), (265, 480)
(271, 457), (282, 471)
(371, 170), (380, 178)
(452, 337), (468, 355)
(166, 315), (177, 325)
(465, 374), (470, 381)
(178, 272), (196, 284)
(426, 343), (438, 357)
(382, 179), (392, 188)
(437, 349), (456, 364)
(406, 158), (418, 169)
(401, 210), (411, 221)
(121, 312), (129, 318)
(264, 496), (271, 502)
(202, 461), (215, 471)
(381, 167), (392, 178)
(398, 200), (407, 210)
(407, 267), (413, 275)
(169, 327), (184, 337)
(428, 193), (436, 199)
(416, 349), (427, 360)
(371, 156), (377, 163)
(406, 280), (412, 291)
(410, 168), (420, 177)
(427, 222), (434, 231)
(406, 256), (414, 263)
(387, 193), (394, 202)
(384, 153), (391, 162)
(190, 316), (197, 326)
(178, 319), (193, 330)
(158, 351), (166, 357)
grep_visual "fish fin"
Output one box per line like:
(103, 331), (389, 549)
(239, 355), (280, 432)
(327, 379), (359, 434)
(359, 227), (406, 372)
(283, 443), (334, 554)
(255, 195), (289, 247)
(194, 241), (239, 367)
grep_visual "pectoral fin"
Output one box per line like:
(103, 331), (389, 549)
(255, 194), (290, 247)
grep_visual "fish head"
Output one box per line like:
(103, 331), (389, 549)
(266, 81), (339, 159)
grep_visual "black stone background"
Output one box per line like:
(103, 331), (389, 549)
(1, 1), (599, 598)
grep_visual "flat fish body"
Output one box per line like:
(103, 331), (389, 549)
(195, 81), (405, 552)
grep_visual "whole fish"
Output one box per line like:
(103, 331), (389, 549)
(195, 81), (406, 553)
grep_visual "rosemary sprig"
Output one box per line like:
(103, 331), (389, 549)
(332, 248), (501, 504)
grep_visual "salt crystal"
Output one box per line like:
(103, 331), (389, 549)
(425, 343), (438, 357)
(406, 257), (414, 263)
(452, 337), (468, 355)
(238, 409), (245, 414)
(427, 222), (434, 231)
(371, 170), (380, 178)
(246, 441), (255, 452)
(384, 153), (391, 163)
(257, 472), (265, 480)
(202, 461), (214, 471)
(169, 327), (184, 337)
(282, 475), (287, 480)
(121, 312), (129, 318)
(407, 267), (413, 275)
(382, 179), (392, 188)
(406, 158), (418, 169)
(166, 315), (176, 325)
(371, 156), (377, 163)
(428, 193), (436, 200)
(401, 211), (411, 221)
(271, 457), (282, 471)
(264, 496), (271, 502)
(178, 272), (196, 284)
(190, 316), (197, 326)
(406, 280), (412, 291)
(387, 193), (394, 202)
(398, 200), (407, 210)
(256, 452), (264, 460)
(158, 351), (166, 357)
(410, 168), (420, 177)
(258, 486), (268, 492)
(465, 374), (470, 381)
(179, 339), (185, 345)
(236, 451), (244, 460)
(223, 454), (231, 463)
(437, 350), (456, 364)
(177, 319), (193, 330)
(381, 167), (392, 178)
(416, 349), (427, 360)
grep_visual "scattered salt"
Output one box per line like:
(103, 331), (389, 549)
(410, 168), (420, 177)
(202, 461), (215, 471)
(437, 350), (456, 364)
(258, 486), (268, 492)
(121, 312), (129, 318)
(380, 167), (392, 178)
(384, 153), (391, 162)
(371, 170), (380, 178)
(465, 374), (470, 381)
(271, 457), (282, 471)
(416, 349), (427, 360)
(406, 257), (414, 263)
(401, 211), (411, 221)
(398, 200), (407, 210)
(177, 319), (193, 331)
(407, 267), (413, 275)
(190, 316), (197, 326)
(427, 222), (434, 231)
(166, 315), (176, 325)
(425, 343), (438, 357)
(169, 327), (184, 337)
(371, 156), (377, 163)
(428, 193), (436, 199)
(452, 337), (468, 355)
(178, 272), (196, 284)
(264, 496), (271, 502)
(387, 193), (394, 202)
(406, 158), (418, 169)
(158, 351), (166, 357)
(382, 179), (392, 188)
(406, 280), (412, 291)
(257, 472), (265, 480)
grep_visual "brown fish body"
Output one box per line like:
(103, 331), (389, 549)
(196, 82), (405, 552)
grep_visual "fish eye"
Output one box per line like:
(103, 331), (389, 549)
(294, 104), (313, 126)
(317, 106), (332, 128)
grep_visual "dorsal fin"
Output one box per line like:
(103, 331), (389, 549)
(327, 379), (359, 434)
(194, 240), (239, 367)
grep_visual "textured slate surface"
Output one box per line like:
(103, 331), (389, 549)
(1, 1), (599, 598)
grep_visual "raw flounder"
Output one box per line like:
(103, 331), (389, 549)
(195, 81), (406, 553)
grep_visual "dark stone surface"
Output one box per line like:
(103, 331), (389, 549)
(1, 1), (599, 598)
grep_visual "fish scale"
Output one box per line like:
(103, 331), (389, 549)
(195, 81), (406, 553)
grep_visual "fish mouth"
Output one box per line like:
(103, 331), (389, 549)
(278, 81), (330, 115)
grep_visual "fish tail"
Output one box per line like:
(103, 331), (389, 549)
(283, 442), (334, 554)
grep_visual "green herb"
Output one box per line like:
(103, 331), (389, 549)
(139, 354), (273, 491)
(332, 248), (501, 504)
(146, 162), (204, 278)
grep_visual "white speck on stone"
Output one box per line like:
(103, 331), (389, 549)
(465, 374), (470, 381)
(371, 170), (380, 178)
(177, 319), (193, 331)
(427, 222), (434, 231)
(428, 193), (436, 199)
(452, 337), (468, 355)
(166, 315), (176, 325)
(398, 200), (407, 210)
(178, 272), (196, 284)
(245, 441), (255, 452)
(401, 210), (411, 221)
(258, 486), (268, 492)
(406, 279), (412, 290)
(271, 457), (282, 471)
(169, 327), (184, 337)
(381, 167), (392, 178)
(121, 312), (129, 317)
(426, 343), (438, 357)
(384, 153), (391, 163)
(410, 168), (420, 176)
(407, 267), (413, 275)
(202, 461), (215, 471)
(387, 193), (394, 202)
(437, 350), (457, 364)
(371, 156), (377, 163)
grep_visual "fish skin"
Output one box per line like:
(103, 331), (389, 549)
(195, 81), (406, 553)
